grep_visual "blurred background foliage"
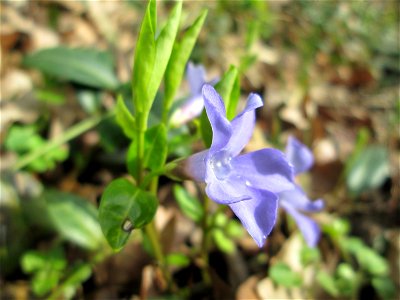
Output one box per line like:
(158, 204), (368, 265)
(0, 0), (398, 299)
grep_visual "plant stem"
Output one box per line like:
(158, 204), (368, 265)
(13, 111), (114, 171)
(136, 128), (145, 183)
(134, 114), (174, 291)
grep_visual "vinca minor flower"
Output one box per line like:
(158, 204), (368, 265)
(170, 63), (209, 126)
(279, 136), (324, 247)
(185, 84), (294, 247)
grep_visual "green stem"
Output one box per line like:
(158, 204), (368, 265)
(144, 176), (176, 292)
(13, 111), (114, 171)
(136, 128), (145, 183)
(134, 112), (174, 291)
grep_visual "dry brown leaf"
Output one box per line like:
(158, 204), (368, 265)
(235, 275), (261, 300)
(256, 277), (303, 299)
(0, 69), (32, 100)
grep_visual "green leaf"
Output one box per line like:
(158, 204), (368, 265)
(5, 125), (69, 172)
(346, 145), (390, 196)
(322, 218), (350, 241)
(148, 1), (182, 105)
(214, 65), (240, 120)
(21, 251), (46, 273)
(23, 47), (119, 90)
(21, 247), (66, 297)
(44, 190), (104, 250)
(344, 128), (370, 175)
(200, 109), (213, 148)
(173, 184), (203, 222)
(127, 124), (167, 177)
(269, 262), (302, 288)
(316, 271), (339, 297)
(372, 277), (396, 300)
(98, 178), (158, 251)
(36, 89), (65, 105)
(115, 94), (136, 139)
(357, 247), (389, 276)
(341, 237), (389, 276)
(5, 125), (36, 152)
(164, 9), (208, 113)
(49, 263), (92, 300)
(76, 89), (102, 114)
(132, 0), (156, 115)
(225, 219), (245, 238)
(335, 263), (357, 296)
(340, 237), (365, 254)
(166, 253), (190, 268)
(214, 211), (229, 227)
(212, 228), (235, 254)
(337, 263), (356, 281)
(132, 0), (182, 127)
(300, 246), (321, 266)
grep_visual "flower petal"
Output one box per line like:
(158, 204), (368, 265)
(281, 201), (321, 247)
(279, 187), (324, 212)
(185, 150), (208, 182)
(225, 93), (263, 156)
(229, 188), (278, 247)
(187, 62), (206, 94)
(202, 84), (232, 154)
(232, 148), (295, 193)
(285, 136), (314, 175)
(205, 170), (251, 204)
(170, 94), (204, 126)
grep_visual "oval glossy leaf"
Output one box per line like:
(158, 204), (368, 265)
(23, 47), (119, 90)
(44, 190), (104, 250)
(98, 178), (158, 251)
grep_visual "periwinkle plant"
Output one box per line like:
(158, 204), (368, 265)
(185, 85), (294, 247)
(98, 0), (323, 291)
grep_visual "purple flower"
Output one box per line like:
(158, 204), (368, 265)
(186, 84), (294, 247)
(170, 63), (210, 126)
(279, 136), (324, 247)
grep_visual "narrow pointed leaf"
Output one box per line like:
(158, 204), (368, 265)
(115, 95), (136, 139)
(147, 1), (182, 106)
(98, 178), (158, 250)
(214, 65), (240, 120)
(132, 0), (156, 114)
(164, 9), (208, 111)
